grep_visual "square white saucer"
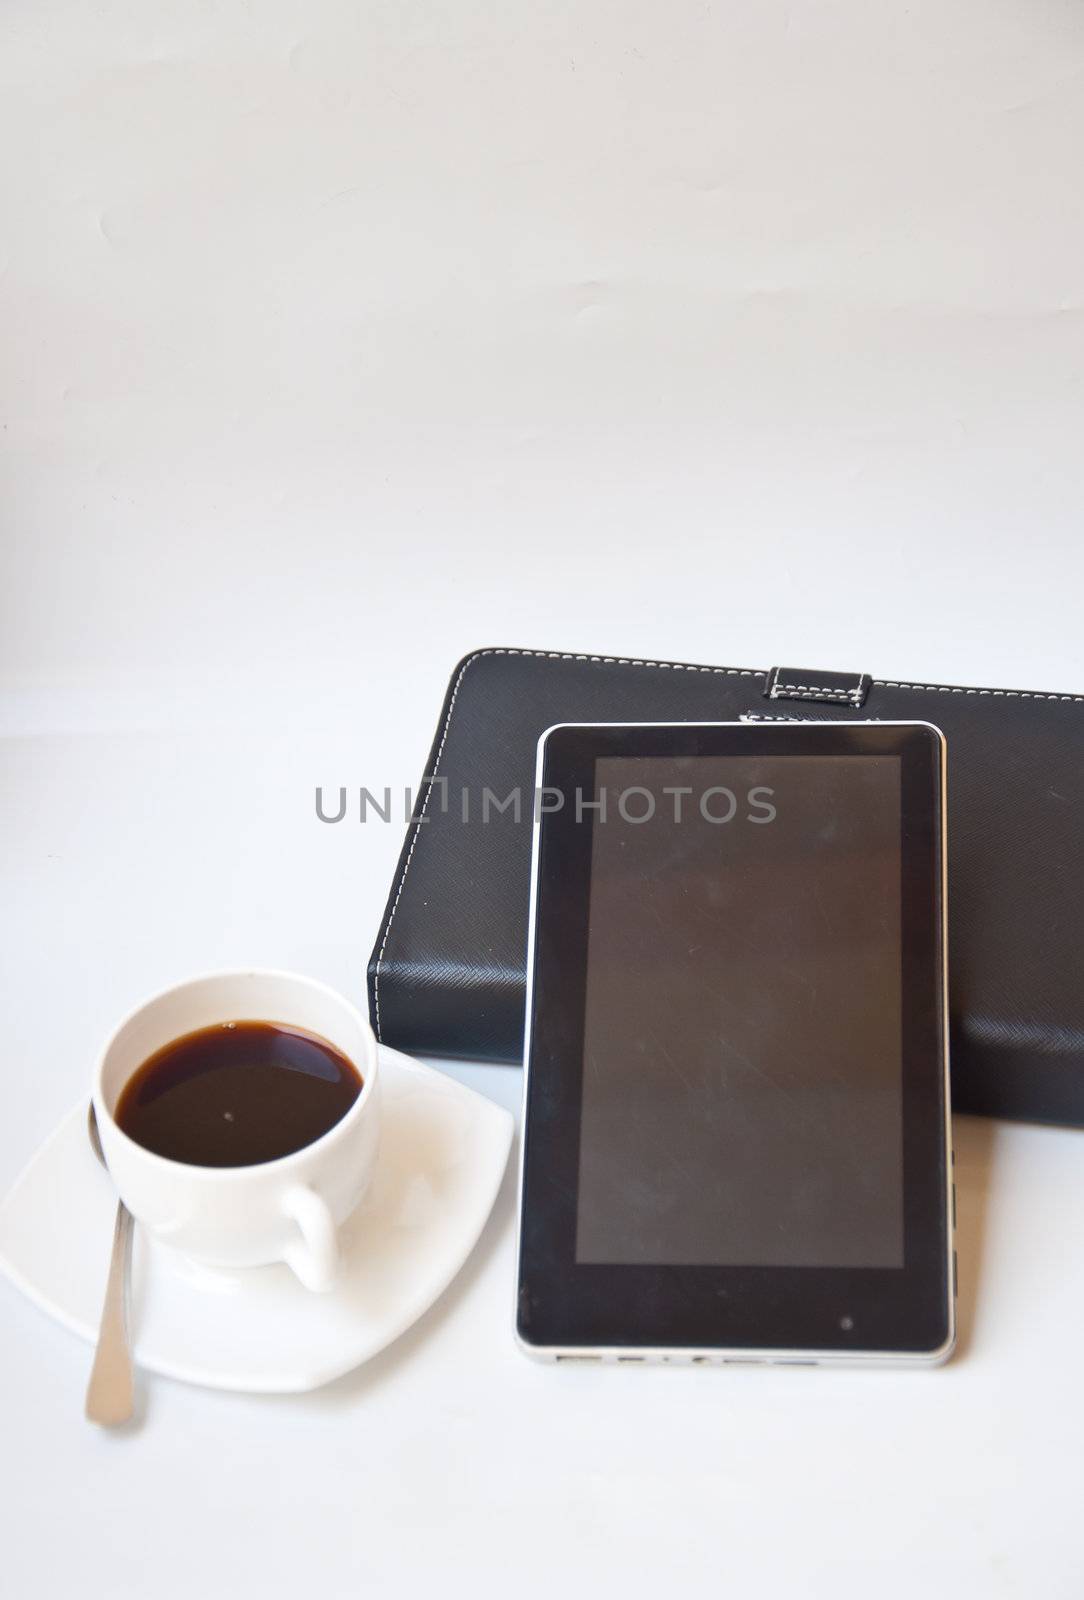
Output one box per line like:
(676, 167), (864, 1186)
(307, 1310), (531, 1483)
(0, 1047), (514, 1394)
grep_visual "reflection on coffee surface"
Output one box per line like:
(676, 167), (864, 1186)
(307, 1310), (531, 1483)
(115, 1021), (363, 1167)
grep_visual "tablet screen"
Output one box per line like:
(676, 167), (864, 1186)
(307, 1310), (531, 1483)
(575, 754), (903, 1269)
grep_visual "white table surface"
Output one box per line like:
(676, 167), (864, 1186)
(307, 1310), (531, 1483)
(3, 3), (1084, 1595)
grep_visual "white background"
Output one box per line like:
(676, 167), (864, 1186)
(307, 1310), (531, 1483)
(2, 2), (1083, 1595)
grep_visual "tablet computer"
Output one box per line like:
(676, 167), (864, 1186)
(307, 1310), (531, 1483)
(515, 720), (954, 1366)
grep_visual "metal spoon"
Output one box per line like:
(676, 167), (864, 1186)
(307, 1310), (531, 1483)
(85, 1103), (135, 1426)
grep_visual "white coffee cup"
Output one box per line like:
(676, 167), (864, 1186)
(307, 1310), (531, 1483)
(92, 970), (380, 1292)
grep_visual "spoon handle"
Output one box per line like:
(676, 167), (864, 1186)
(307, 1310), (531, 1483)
(85, 1200), (135, 1426)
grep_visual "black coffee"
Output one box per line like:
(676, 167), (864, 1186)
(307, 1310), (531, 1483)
(115, 1021), (363, 1167)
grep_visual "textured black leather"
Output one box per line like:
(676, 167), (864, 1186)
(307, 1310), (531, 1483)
(367, 648), (1084, 1125)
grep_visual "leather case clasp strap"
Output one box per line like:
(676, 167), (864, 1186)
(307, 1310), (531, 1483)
(765, 666), (871, 708)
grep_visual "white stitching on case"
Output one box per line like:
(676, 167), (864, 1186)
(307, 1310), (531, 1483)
(774, 685), (852, 695)
(743, 713), (887, 723)
(874, 680), (1084, 702)
(371, 648), (1084, 1038)
(770, 681), (863, 704)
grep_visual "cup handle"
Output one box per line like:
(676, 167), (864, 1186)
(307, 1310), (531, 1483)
(282, 1186), (339, 1292)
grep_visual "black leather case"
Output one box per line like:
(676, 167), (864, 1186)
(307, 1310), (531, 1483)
(367, 648), (1084, 1124)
